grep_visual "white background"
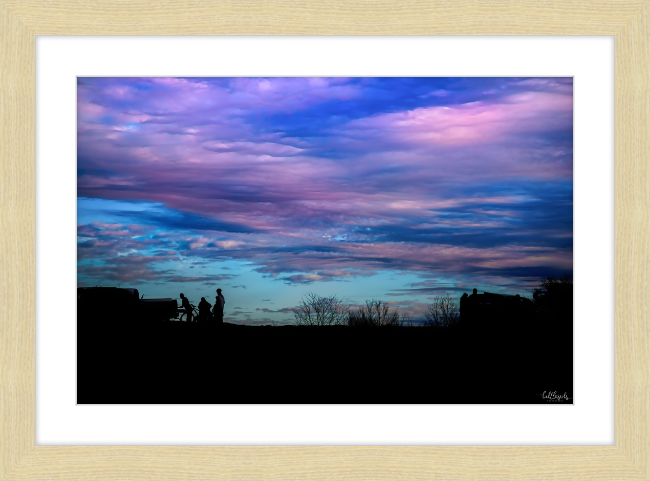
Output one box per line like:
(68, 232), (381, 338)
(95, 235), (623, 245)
(36, 36), (614, 445)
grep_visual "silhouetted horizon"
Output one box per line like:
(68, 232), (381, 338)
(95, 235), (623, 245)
(77, 274), (572, 328)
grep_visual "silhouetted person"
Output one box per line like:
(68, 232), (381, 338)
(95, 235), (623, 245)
(180, 293), (192, 322)
(214, 288), (225, 325)
(198, 297), (212, 323)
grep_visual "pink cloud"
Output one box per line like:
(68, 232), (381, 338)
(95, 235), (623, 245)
(345, 92), (572, 147)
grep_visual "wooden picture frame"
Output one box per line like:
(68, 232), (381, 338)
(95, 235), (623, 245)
(1, 1), (646, 479)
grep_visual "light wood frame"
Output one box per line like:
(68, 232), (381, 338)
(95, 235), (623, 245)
(0, 1), (646, 479)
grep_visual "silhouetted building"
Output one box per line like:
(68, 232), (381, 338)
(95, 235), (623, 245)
(460, 289), (533, 328)
(77, 287), (178, 323)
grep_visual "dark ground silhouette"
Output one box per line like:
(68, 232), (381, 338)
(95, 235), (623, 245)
(77, 280), (572, 404)
(78, 321), (572, 405)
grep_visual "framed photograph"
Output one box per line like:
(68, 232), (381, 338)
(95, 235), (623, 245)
(1, 1), (646, 479)
(75, 75), (574, 405)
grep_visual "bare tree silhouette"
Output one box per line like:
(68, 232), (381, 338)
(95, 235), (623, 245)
(293, 292), (348, 326)
(348, 299), (404, 327)
(424, 295), (460, 327)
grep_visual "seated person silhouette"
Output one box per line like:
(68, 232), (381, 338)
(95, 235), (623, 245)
(198, 297), (212, 322)
(179, 293), (192, 322)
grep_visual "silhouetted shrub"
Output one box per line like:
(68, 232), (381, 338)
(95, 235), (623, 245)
(532, 275), (573, 323)
(293, 292), (348, 326)
(423, 295), (459, 327)
(348, 299), (404, 327)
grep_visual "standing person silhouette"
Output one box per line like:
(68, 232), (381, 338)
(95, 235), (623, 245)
(214, 288), (225, 325)
(179, 293), (192, 322)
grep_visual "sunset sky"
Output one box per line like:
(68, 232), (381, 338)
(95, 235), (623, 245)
(77, 77), (573, 324)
